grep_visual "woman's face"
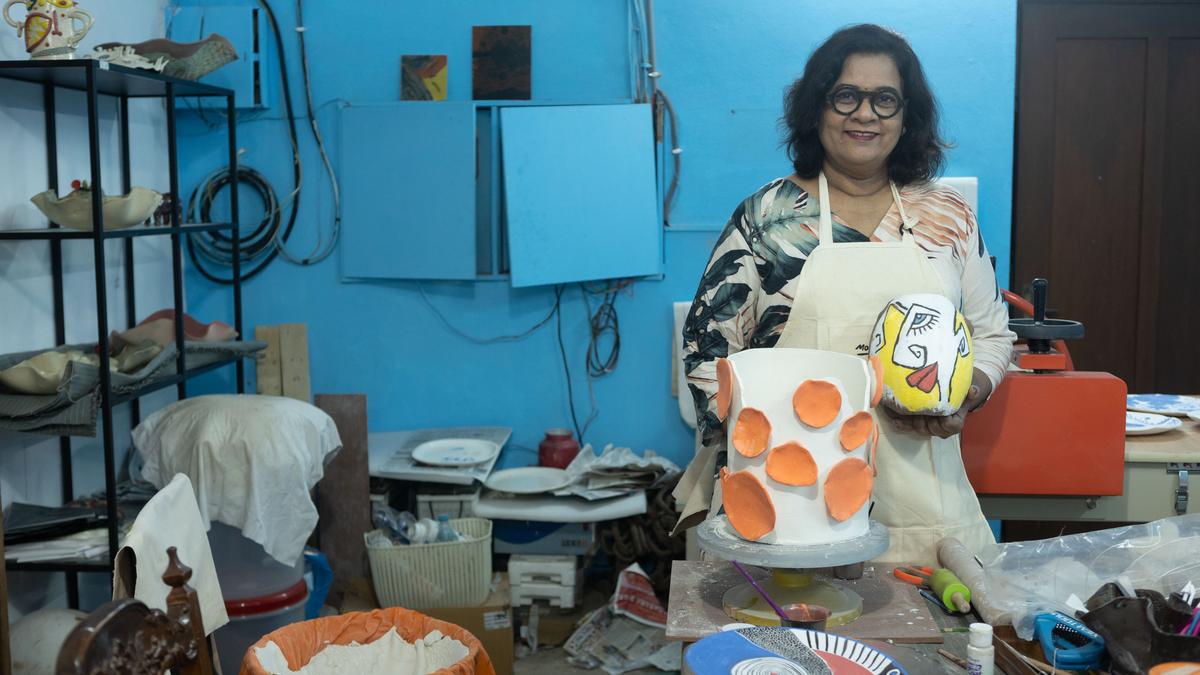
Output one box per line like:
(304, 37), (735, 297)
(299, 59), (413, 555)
(818, 53), (904, 178)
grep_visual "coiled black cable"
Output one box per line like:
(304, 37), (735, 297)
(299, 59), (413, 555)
(185, 0), (301, 284)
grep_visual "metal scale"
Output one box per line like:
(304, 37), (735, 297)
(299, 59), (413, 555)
(696, 515), (889, 627)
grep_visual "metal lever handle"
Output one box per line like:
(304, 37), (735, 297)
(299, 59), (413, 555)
(1032, 278), (1048, 324)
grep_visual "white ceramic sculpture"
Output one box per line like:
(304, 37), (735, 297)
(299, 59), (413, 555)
(2, 0), (93, 60)
(718, 348), (877, 546)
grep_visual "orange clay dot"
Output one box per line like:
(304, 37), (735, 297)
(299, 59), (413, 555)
(732, 407), (771, 457)
(824, 457), (874, 522)
(721, 468), (776, 540)
(716, 358), (733, 421)
(793, 379), (842, 428)
(765, 442), (818, 486)
(869, 355), (884, 408)
(839, 411), (874, 451)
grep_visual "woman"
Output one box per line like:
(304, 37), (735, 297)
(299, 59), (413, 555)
(676, 24), (1015, 562)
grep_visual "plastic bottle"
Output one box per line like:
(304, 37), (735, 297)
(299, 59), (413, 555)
(408, 518), (439, 544)
(371, 504), (415, 544)
(967, 623), (995, 675)
(434, 514), (461, 542)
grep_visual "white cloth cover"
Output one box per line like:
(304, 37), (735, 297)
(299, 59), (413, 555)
(114, 473), (229, 635)
(133, 394), (342, 565)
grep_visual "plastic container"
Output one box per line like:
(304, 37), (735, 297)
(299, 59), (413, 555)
(365, 517), (492, 608)
(240, 607), (495, 675)
(214, 579), (308, 675)
(207, 521), (304, 599)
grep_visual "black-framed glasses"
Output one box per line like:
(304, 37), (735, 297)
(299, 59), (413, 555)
(826, 86), (905, 119)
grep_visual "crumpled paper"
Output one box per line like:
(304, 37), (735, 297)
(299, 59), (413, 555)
(552, 445), (681, 501)
(564, 564), (680, 673)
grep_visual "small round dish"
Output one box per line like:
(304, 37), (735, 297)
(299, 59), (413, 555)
(1126, 412), (1182, 436)
(411, 438), (499, 467)
(484, 466), (571, 494)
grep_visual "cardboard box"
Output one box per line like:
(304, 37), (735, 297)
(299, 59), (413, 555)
(420, 574), (514, 675)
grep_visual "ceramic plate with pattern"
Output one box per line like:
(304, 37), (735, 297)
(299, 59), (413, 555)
(411, 438), (499, 467)
(1127, 394), (1200, 417)
(686, 625), (906, 675)
(1126, 412), (1182, 436)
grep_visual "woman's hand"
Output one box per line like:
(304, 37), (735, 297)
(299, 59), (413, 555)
(879, 369), (993, 439)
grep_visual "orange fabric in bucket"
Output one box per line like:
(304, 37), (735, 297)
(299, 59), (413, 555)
(240, 607), (496, 675)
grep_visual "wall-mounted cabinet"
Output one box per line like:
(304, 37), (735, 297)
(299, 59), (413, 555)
(337, 101), (662, 286)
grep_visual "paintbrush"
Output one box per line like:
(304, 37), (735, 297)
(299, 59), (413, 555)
(730, 560), (790, 621)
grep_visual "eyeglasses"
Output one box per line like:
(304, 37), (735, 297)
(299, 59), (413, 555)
(826, 86), (905, 119)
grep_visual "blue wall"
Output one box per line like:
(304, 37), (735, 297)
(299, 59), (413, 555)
(179, 1), (1016, 468)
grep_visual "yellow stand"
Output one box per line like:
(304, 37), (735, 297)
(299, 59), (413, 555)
(722, 569), (864, 628)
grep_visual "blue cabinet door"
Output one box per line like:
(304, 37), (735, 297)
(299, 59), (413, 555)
(500, 104), (662, 287)
(339, 102), (479, 280)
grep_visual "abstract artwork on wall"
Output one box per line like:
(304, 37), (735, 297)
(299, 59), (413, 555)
(472, 25), (531, 100)
(401, 55), (448, 101)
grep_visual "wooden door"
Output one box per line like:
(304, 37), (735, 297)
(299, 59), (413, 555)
(1013, 1), (1200, 392)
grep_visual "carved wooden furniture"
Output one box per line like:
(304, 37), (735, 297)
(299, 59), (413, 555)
(55, 547), (213, 675)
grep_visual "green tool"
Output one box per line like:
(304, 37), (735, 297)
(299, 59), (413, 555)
(894, 565), (973, 613)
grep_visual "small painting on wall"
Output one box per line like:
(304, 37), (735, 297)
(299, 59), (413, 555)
(472, 25), (531, 100)
(401, 55), (448, 101)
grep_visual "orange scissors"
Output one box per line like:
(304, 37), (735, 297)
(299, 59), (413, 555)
(893, 564), (934, 588)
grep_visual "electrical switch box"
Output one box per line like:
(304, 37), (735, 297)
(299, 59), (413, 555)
(165, 2), (272, 109)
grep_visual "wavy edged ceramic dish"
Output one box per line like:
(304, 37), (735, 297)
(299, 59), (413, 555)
(30, 186), (163, 231)
(1126, 412), (1182, 436)
(0, 350), (93, 395)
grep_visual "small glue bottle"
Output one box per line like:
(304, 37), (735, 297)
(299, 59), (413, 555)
(967, 622), (995, 675)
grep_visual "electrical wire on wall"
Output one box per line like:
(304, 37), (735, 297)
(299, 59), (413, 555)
(185, 0), (340, 283)
(629, 0), (681, 226)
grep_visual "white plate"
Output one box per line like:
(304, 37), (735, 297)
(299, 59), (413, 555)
(1127, 394), (1200, 417)
(485, 467), (571, 494)
(1126, 412), (1182, 436)
(411, 438), (499, 467)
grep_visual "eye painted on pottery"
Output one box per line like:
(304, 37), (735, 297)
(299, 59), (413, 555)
(51, 0), (73, 8)
(907, 311), (938, 334)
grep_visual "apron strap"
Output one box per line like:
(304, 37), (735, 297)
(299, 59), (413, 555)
(818, 171), (919, 247)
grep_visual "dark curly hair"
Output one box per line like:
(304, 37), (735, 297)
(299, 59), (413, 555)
(782, 24), (947, 185)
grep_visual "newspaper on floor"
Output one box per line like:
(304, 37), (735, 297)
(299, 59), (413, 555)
(563, 564), (680, 674)
(553, 444), (681, 501)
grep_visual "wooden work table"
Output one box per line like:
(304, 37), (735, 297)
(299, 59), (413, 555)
(980, 418), (1200, 522)
(667, 560), (976, 674)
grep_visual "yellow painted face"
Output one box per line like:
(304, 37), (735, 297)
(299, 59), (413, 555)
(869, 294), (973, 415)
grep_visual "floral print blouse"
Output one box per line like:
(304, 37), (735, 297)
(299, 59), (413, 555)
(682, 177), (1016, 449)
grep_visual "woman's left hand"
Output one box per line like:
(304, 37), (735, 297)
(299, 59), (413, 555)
(880, 369), (993, 439)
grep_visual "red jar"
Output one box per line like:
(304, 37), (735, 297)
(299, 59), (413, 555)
(538, 428), (581, 469)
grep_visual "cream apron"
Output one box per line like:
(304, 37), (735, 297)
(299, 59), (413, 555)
(776, 172), (994, 564)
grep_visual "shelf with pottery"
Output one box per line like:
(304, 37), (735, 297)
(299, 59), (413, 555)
(0, 6), (245, 592)
(0, 58), (230, 98)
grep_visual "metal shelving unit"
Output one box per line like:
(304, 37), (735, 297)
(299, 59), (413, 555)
(0, 59), (244, 607)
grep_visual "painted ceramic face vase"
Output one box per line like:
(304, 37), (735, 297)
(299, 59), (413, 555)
(869, 293), (973, 416)
(3, 0), (94, 60)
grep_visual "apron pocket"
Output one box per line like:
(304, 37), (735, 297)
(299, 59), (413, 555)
(819, 320), (878, 357)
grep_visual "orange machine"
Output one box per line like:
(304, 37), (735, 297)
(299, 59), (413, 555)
(961, 279), (1127, 496)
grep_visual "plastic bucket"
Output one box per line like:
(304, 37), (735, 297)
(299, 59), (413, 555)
(215, 579), (308, 675)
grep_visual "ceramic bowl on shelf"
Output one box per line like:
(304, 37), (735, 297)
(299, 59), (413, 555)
(0, 350), (95, 394)
(30, 186), (163, 231)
